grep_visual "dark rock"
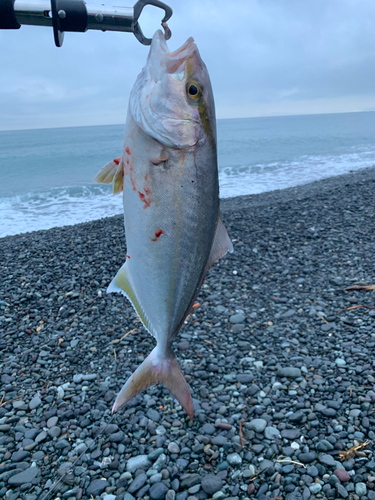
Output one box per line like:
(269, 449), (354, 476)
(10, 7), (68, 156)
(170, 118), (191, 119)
(334, 469), (350, 482)
(201, 475), (223, 495)
(281, 429), (301, 440)
(298, 452), (316, 463)
(8, 467), (39, 486)
(149, 482), (169, 500)
(128, 473), (147, 494)
(180, 474), (201, 489)
(86, 478), (109, 496)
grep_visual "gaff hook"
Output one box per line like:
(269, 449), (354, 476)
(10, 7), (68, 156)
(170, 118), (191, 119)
(0, 0), (173, 46)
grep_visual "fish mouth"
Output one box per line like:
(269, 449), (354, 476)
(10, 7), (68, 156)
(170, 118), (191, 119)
(168, 36), (196, 59)
(152, 30), (198, 74)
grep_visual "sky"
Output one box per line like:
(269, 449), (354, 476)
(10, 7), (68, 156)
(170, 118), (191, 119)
(1, 0), (375, 130)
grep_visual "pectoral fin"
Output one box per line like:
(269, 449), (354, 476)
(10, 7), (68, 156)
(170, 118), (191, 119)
(207, 217), (234, 270)
(150, 150), (169, 165)
(94, 157), (124, 194)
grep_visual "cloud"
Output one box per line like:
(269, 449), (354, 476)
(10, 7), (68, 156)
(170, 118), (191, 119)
(1, 0), (375, 129)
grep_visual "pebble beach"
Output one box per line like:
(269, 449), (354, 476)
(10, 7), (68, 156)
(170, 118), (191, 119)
(1, 166), (375, 500)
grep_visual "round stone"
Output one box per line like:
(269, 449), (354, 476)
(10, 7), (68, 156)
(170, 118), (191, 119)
(47, 416), (58, 428)
(318, 454), (337, 467)
(48, 426), (61, 438)
(264, 426), (280, 439)
(309, 483), (322, 494)
(276, 367), (301, 378)
(335, 358), (346, 366)
(229, 313), (246, 324)
(149, 482), (169, 500)
(334, 468), (350, 482)
(126, 455), (151, 473)
(298, 452), (317, 463)
(227, 453), (242, 465)
(355, 483), (367, 496)
(86, 479), (109, 496)
(201, 475), (223, 495)
(247, 419), (267, 433)
(29, 396), (42, 410)
(201, 423), (216, 435)
(168, 442), (180, 454)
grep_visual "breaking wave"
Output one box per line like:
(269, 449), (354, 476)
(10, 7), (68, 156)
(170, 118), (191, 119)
(0, 185), (123, 237)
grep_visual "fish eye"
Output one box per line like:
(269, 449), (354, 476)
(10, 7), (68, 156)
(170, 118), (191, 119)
(186, 80), (202, 101)
(189, 84), (198, 96)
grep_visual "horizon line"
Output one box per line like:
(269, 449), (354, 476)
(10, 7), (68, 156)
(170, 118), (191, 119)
(1, 109), (374, 133)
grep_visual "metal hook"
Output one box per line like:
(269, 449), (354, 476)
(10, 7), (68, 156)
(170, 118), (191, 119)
(0, 0), (173, 46)
(133, 0), (172, 45)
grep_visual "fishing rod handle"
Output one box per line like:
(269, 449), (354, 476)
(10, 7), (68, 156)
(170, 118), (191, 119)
(0, 0), (172, 45)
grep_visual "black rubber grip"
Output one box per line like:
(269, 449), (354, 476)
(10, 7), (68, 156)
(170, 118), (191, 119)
(0, 0), (21, 29)
(55, 0), (87, 32)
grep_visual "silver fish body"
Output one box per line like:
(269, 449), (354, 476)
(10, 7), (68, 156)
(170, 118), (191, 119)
(94, 30), (232, 418)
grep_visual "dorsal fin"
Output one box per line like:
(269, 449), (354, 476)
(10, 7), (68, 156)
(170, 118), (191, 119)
(207, 217), (233, 270)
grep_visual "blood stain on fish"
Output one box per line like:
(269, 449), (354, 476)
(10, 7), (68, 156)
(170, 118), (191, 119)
(114, 158), (120, 165)
(125, 146), (131, 155)
(126, 158), (130, 165)
(151, 229), (163, 241)
(126, 254), (131, 259)
(129, 164), (137, 192)
(138, 191), (151, 209)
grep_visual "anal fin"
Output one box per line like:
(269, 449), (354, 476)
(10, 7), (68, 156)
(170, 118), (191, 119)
(108, 263), (152, 336)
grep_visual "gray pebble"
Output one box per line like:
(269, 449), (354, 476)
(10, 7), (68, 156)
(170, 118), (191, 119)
(355, 483), (367, 496)
(150, 482), (169, 500)
(201, 475), (223, 495)
(227, 453), (242, 465)
(229, 313), (246, 324)
(319, 454), (337, 467)
(48, 426), (61, 438)
(247, 418), (267, 433)
(264, 426), (281, 439)
(86, 478), (109, 496)
(29, 396), (41, 410)
(276, 367), (301, 378)
(128, 473), (147, 494)
(46, 416), (58, 428)
(168, 442), (180, 454)
(126, 455), (151, 473)
(8, 467), (39, 485)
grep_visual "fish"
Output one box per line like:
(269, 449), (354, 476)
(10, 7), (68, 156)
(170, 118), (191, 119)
(94, 30), (233, 419)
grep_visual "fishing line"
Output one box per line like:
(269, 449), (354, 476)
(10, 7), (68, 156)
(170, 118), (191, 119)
(40, 350), (122, 500)
(39, 410), (119, 500)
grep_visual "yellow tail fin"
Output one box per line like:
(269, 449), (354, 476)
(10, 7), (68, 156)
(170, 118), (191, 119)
(112, 347), (194, 419)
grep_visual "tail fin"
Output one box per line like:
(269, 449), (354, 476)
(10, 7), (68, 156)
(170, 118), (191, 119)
(112, 347), (194, 419)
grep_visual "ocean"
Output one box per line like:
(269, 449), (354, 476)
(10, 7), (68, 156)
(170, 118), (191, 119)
(1, 111), (375, 238)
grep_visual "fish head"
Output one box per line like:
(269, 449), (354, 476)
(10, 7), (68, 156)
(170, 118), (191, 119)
(130, 30), (216, 149)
